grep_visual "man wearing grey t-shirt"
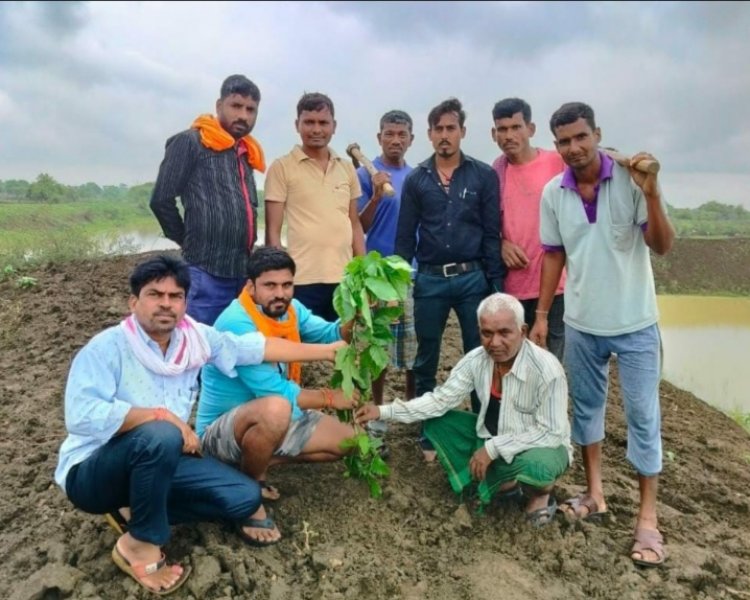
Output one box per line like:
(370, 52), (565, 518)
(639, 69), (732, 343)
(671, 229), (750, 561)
(530, 102), (674, 568)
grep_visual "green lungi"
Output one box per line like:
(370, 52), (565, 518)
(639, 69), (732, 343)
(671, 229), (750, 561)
(424, 409), (569, 504)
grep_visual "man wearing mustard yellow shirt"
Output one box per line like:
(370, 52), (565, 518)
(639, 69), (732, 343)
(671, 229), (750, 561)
(264, 92), (365, 322)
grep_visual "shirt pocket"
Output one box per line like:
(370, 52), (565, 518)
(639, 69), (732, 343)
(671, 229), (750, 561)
(331, 181), (352, 215)
(512, 391), (539, 414)
(610, 223), (637, 252)
(456, 189), (481, 225)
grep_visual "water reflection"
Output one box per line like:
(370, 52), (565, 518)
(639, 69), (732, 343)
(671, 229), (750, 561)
(658, 296), (750, 414)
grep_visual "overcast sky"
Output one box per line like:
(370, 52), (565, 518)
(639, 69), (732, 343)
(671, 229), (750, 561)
(1, 1), (749, 208)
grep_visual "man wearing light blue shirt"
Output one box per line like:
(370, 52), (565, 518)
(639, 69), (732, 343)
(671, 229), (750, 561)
(55, 255), (342, 595)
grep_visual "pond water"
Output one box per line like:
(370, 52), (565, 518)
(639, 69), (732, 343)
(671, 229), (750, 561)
(657, 295), (750, 414)
(101, 228), (275, 255)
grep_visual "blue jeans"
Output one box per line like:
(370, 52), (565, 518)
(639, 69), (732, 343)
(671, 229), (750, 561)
(65, 421), (261, 546)
(186, 266), (246, 326)
(412, 270), (490, 396)
(521, 294), (565, 362)
(294, 283), (339, 322)
(564, 323), (662, 476)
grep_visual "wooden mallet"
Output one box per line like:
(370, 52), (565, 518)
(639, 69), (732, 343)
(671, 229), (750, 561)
(346, 143), (395, 197)
(601, 147), (660, 174)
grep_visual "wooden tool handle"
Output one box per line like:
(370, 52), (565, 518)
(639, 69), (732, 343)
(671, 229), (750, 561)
(347, 145), (396, 197)
(601, 148), (660, 174)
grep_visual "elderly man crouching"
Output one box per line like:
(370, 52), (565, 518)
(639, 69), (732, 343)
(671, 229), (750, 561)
(355, 292), (572, 525)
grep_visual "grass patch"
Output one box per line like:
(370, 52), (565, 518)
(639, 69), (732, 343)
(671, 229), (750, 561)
(0, 199), (161, 268)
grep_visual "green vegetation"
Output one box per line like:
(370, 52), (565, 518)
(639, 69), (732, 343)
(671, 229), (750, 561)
(667, 201), (750, 238)
(731, 411), (750, 435)
(0, 198), (159, 268)
(0, 174), (160, 268)
(331, 251), (413, 498)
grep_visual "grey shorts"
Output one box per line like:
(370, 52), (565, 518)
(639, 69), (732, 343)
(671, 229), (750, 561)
(200, 405), (323, 465)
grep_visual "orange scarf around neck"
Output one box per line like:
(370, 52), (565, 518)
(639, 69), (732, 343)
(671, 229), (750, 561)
(191, 114), (266, 172)
(238, 288), (301, 383)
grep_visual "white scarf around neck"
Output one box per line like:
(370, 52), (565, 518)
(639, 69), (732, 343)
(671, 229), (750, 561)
(120, 314), (211, 376)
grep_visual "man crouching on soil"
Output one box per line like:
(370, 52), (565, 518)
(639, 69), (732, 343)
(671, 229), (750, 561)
(54, 255), (344, 595)
(356, 292), (572, 526)
(196, 246), (358, 540)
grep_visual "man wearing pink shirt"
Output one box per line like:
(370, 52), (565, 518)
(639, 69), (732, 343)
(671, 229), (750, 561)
(491, 98), (566, 360)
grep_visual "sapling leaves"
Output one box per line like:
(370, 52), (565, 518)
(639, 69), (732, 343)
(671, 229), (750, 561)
(332, 251), (413, 498)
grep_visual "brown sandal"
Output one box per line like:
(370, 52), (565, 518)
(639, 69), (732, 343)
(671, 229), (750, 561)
(631, 527), (667, 567)
(558, 493), (608, 522)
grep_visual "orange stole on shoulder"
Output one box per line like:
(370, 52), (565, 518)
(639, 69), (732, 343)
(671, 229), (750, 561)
(238, 289), (301, 383)
(191, 114), (266, 173)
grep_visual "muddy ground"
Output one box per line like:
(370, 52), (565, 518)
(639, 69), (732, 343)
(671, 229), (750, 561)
(1, 238), (749, 600)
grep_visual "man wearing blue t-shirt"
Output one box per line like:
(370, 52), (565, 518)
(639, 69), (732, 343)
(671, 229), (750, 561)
(357, 110), (417, 412)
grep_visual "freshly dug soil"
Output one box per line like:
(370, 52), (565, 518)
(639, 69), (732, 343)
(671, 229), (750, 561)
(1, 238), (749, 600)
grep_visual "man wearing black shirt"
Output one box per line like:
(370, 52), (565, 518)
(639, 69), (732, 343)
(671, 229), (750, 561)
(150, 74), (265, 325)
(396, 98), (505, 454)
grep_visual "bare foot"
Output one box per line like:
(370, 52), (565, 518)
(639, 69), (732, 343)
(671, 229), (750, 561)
(115, 533), (185, 593)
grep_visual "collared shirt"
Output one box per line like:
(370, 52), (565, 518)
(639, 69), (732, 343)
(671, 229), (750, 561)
(197, 298), (342, 435)
(379, 339), (573, 465)
(54, 320), (266, 490)
(264, 145), (362, 285)
(395, 153), (505, 289)
(540, 152), (665, 335)
(150, 129), (260, 278)
(357, 157), (413, 256)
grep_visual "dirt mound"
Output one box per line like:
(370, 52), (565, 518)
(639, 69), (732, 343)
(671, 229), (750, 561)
(1, 240), (749, 600)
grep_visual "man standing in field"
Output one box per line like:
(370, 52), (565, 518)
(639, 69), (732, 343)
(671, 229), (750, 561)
(491, 97), (566, 360)
(356, 109), (417, 413)
(150, 74), (265, 325)
(54, 255), (343, 594)
(264, 92), (365, 322)
(395, 97), (504, 458)
(531, 101), (674, 567)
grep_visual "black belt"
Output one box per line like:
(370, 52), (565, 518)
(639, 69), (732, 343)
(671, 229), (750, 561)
(418, 260), (483, 278)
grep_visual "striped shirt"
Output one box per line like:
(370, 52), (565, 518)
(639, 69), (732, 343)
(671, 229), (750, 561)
(379, 339), (573, 464)
(150, 129), (259, 278)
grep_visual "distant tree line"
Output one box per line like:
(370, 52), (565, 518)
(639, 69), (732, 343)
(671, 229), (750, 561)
(0, 174), (264, 206)
(0, 174), (153, 204)
(0, 174), (744, 237)
(666, 201), (750, 237)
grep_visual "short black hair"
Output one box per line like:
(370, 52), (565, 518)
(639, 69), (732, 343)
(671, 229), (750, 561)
(246, 246), (297, 281)
(549, 102), (596, 134)
(220, 74), (261, 102)
(296, 92), (335, 118)
(380, 110), (413, 132)
(129, 255), (191, 297)
(492, 97), (531, 123)
(428, 97), (465, 129)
